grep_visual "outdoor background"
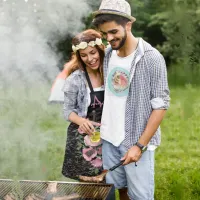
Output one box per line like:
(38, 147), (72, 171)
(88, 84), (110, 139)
(0, 0), (200, 199)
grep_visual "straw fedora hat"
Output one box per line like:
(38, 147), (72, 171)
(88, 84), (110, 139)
(93, 0), (136, 22)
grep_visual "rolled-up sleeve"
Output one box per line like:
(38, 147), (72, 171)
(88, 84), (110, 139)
(150, 52), (170, 110)
(62, 74), (79, 121)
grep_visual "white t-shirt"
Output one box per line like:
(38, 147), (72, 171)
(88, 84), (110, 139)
(100, 50), (157, 150)
(100, 50), (135, 146)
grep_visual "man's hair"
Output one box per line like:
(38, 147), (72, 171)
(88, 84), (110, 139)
(92, 14), (131, 28)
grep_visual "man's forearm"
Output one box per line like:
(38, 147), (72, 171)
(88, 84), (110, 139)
(138, 109), (166, 146)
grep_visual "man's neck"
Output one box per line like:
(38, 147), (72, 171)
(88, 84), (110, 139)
(117, 34), (138, 57)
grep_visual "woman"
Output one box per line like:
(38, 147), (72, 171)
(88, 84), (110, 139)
(62, 29), (105, 180)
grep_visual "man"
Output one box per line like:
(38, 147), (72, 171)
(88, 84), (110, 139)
(92, 0), (170, 200)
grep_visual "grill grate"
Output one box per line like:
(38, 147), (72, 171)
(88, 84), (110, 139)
(0, 179), (115, 200)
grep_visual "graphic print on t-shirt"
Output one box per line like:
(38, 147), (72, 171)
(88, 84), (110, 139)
(107, 67), (130, 97)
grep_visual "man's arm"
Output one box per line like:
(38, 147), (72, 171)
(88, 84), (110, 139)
(122, 51), (170, 165)
(122, 109), (166, 165)
(138, 109), (166, 146)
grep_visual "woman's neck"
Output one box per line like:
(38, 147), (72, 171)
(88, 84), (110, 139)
(86, 67), (99, 76)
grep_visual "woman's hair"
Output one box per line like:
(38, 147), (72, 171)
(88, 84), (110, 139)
(65, 29), (105, 84)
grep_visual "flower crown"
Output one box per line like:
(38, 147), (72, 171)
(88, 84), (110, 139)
(72, 38), (103, 53)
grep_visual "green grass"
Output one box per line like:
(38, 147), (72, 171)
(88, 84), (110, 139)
(0, 83), (200, 199)
(154, 84), (200, 200)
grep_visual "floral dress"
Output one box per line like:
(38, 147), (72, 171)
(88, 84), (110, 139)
(62, 70), (104, 180)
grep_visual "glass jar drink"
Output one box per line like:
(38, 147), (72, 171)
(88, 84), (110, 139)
(90, 110), (101, 143)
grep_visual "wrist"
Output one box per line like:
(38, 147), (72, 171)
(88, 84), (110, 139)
(134, 144), (142, 153)
(78, 118), (88, 126)
(135, 142), (147, 153)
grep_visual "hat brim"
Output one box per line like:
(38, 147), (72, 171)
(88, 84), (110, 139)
(93, 10), (136, 22)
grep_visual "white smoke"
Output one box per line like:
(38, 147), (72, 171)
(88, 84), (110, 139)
(0, 0), (91, 84)
(0, 0), (100, 181)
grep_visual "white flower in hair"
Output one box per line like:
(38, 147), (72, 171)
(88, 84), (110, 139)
(88, 41), (95, 47)
(95, 38), (102, 45)
(77, 42), (87, 50)
(72, 38), (103, 52)
(72, 45), (77, 52)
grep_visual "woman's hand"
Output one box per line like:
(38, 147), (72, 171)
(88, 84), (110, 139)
(79, 119), (101, 136)
(68, 112), (101, 135)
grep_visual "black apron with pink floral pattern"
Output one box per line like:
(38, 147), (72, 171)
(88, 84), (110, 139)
(62, 69), (104, 180)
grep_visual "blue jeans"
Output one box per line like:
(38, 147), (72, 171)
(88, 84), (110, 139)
(102, 140), (155, 200)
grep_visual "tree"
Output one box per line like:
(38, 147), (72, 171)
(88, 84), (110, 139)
(149, 0), (200, 65)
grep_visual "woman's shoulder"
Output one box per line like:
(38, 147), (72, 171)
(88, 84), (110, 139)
(66, 69), (85, 82)
(62, 69), (86, 92)
(68, 69), (85, 78)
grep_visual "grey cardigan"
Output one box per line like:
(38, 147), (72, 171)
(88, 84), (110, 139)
(62, 69), (89, 121)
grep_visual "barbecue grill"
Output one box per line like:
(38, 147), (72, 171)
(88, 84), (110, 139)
(0, 179), (115, 200)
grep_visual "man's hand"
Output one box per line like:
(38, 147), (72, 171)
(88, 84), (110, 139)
(121, 145), (142, 165)
(79, 119), (101, 136)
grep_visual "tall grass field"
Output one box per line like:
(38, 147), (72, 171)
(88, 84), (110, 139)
(0, 82), (199, 200)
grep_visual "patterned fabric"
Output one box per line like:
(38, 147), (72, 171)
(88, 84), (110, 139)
(99, 0), (131, 14)
(93, 0), (136, 22)
(103, 38), (170, 148)
(62, 110), (103, 180)
(62, 70), (89, 121)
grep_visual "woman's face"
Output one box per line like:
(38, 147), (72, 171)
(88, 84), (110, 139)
(79, 46), (100, 71)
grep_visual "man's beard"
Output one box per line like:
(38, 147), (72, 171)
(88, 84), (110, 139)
(112, 30), (127, 50)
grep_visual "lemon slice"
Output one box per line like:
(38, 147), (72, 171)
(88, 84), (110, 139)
(90, 131), (101, 143)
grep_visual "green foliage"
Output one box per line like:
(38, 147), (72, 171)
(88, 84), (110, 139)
(149, 0), (200, 65)
(128, 0), (148, 37)
(128, 0), (167, 46)
(53, 0), (200, 86)
(129, 0), (200, 85)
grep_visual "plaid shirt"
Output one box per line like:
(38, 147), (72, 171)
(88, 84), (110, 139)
(103, 38), (170, 148)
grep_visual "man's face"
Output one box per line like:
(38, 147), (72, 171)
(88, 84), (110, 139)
(98, 21), (127, 50)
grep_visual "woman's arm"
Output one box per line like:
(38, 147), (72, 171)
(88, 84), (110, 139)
(63, 74), (100, 135)
(69, 112), (100, 135)
(63, 75), (79, 121)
